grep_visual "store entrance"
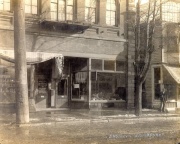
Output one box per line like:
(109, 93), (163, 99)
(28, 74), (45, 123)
(35, 60), (53, 109)
(56, 79), (68, 108)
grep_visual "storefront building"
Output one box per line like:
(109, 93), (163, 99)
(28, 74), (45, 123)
(0, 0), (136, 112)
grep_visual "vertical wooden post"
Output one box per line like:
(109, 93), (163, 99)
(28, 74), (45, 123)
(88, 58), (91, 109)
(29, 65), (35, 98)
(29, 65), (36, 112)
(14, 0), (29, 124)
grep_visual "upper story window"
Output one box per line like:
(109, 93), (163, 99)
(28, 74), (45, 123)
(162, 1), (180, 23)
(0, 0), (10, 11)
(106, 0), (116, 26)
(85, 0), (96, 23)
(25, 0), (37, 14)
(51, 0), (74, 21)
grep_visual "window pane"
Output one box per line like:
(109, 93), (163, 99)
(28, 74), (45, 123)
(51, 0), (57, 3)
(32, 0), (37, 5)
(85, 0), (96, 23)
(4, 1), (10, 11)
(67, 0), (73, 5)
(106, 2), (111, 10)
(91, 59), (102, 70)
(106, 0), (116, 26)
(67, 5), (73, 13)
(91, 0), (96, 7)
(106, 19), (111, 25)
(66, 14), (73, 20)
(72, 72), (88, 100)
(32, 6), (37, 14)
(85, 8), (89, 20)
(59, 0), (65, 5)
(66, 6), (73, 20)
(111, 4), (116, 11)
(25, 0), (37, 14)
(91, 73), (126, 101)
(0, 0), (10, 11)
(58, 12), (65, 20)
(111, 18), (115, 25)
(106, 10), (110, 17)
(104, 60), (115, 71)
(25, 0), (31, 5)
(85, 0), (90, 6)
(58, 0), (65, 20)
(51, 12), (57, 20)
(25, 5), (31, 13)
(51, 3), (57, 11)
(0, 3), (3, 10)
(91, 13), (95, 23)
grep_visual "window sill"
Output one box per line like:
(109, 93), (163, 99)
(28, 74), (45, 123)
(25, 13), (38, 18)
(0, 11), (13, 16)
(71, 99), (85, 102)
(90, 100), (125, 103)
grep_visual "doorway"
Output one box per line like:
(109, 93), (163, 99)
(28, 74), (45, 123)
(56, 79), (69, 108)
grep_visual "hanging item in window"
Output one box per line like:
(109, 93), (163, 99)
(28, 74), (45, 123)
(75, 72), (87, 83)
(55, 57), (63, 78)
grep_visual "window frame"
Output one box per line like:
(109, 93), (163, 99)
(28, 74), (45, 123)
(85, 0), (97, 24)
(105, 0), (120, 27)
(91, 59), (125, 73)
(50, 0), (75, 21)
(0, 0), (10, 11)
(106, 0), (117, 26)
(25, 0), (38, 15)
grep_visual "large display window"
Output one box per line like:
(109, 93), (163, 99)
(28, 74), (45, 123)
(71, 71), (88, 100)
(70, 58), (88, 101)
(90, 59), (126, 101)
(91, 72), (126, 101)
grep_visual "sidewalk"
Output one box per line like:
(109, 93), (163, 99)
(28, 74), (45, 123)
(1, 108), (180, 125)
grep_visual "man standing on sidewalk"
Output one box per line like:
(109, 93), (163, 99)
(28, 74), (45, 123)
(160, 87), (167, 112)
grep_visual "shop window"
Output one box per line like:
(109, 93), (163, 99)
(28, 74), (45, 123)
(91, 72), (126, 101)
(0, 0), (10, 11)
(154, 67), (161, 99)
(104, 60), (115, 71)
(91, 59), (102, 70)
(51, 0), (74, 21)
(85, 0), (96, 23)
(25, 0), (37, 14)
(72, 72), (88, 100)
(91, 59), (125, 72)
(106, 0), (116, 26)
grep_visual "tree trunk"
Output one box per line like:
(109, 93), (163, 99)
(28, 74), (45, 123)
(135, 80), (142, 116)
(14, 0), (29, 124)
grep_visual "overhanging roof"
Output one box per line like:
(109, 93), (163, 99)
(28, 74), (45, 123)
(0, 50), (63, 65)
(163, 64), (180, 84)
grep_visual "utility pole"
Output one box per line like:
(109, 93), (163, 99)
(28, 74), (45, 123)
(14, 0), (29, 124)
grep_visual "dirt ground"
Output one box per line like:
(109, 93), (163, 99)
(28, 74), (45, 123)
(0, 117), (180, 144)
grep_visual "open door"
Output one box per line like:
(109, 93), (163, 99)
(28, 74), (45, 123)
(56, 79), (68, 108)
